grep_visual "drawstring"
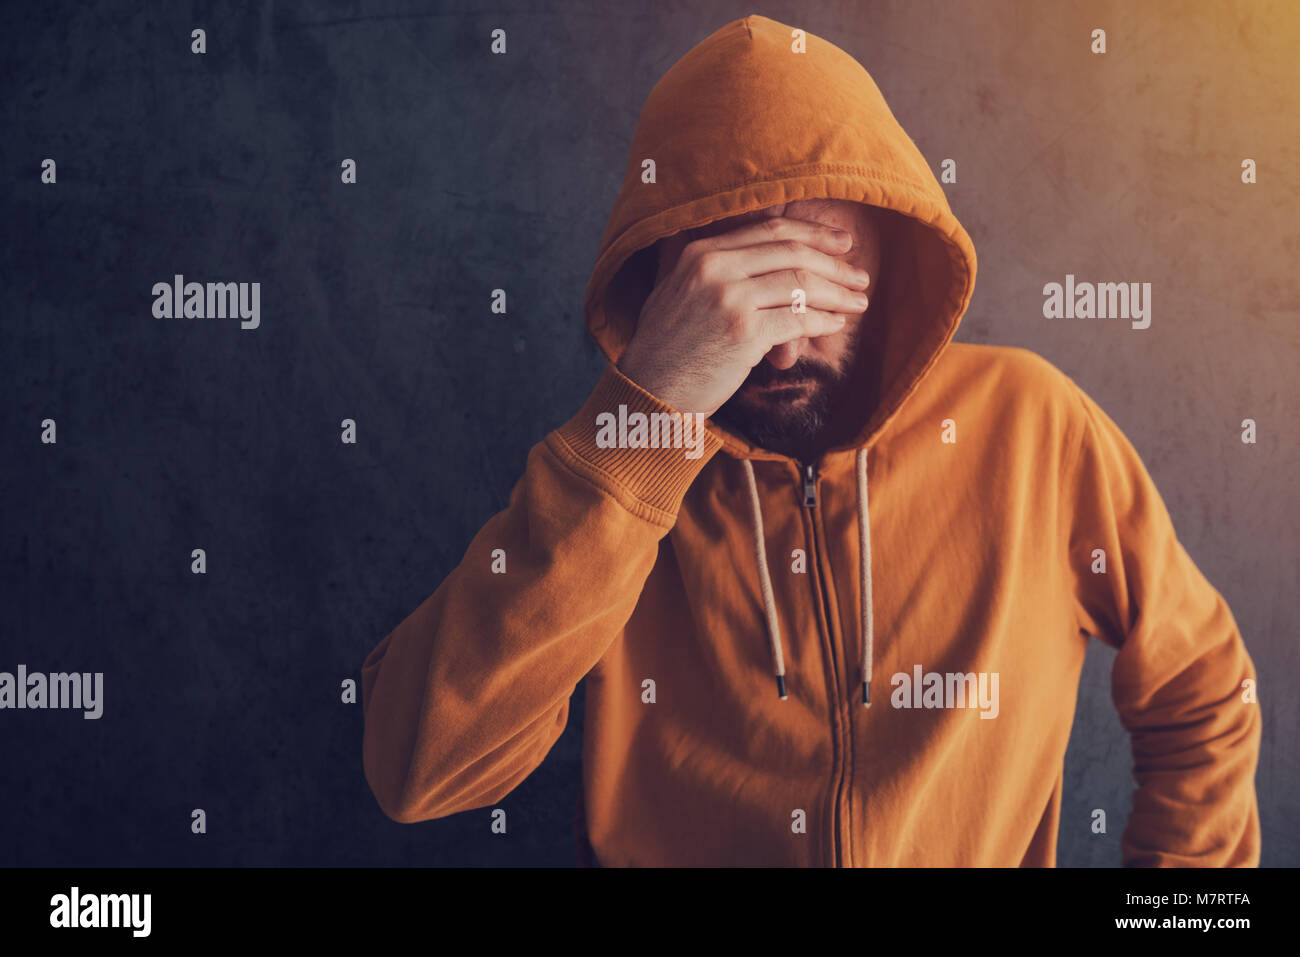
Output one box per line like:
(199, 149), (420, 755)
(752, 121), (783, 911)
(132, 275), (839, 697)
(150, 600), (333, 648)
(856, 447), (873, 707)
(741, 458), (788, 699)
(741, 450), (875, 706)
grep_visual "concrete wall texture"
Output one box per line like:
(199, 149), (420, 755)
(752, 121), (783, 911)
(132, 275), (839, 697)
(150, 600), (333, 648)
(2, 0), (1295, 865)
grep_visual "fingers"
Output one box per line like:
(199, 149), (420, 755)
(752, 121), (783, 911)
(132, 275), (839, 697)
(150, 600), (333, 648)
(755, 307), (852, 347)
(734, 239), (870, 290)
(744, 268), (870, 315)
(688, 215), (857, 262)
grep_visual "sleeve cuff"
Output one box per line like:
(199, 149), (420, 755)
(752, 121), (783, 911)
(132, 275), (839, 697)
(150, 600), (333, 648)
(548, 363), (724, 519)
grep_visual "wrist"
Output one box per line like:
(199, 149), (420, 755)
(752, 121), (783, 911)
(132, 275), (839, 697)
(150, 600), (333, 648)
(549, 363), (723, 520)
(616, 352), (672, 407)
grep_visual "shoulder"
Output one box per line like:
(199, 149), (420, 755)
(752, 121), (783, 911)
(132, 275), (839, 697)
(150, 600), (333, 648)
(941, 342), (1073, 388)
(918, 342), (1092, 447)
(937, 343), (1087, 407)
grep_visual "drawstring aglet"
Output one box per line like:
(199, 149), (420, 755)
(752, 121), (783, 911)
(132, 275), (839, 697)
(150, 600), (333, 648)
(775, 675), (788, 700)
(862, 681), (871, 707)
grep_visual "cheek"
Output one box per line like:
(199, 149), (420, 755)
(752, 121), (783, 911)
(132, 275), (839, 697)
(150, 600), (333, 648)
(808, 318), (864, 370)
(810, 322), (857, 357)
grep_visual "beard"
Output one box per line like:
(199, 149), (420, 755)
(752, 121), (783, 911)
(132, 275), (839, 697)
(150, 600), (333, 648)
(710, 328), (861, 462)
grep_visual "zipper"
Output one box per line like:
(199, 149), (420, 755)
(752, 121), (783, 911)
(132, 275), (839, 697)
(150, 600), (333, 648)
(800, 460), (853, 868)
(802, 462), (819, 508)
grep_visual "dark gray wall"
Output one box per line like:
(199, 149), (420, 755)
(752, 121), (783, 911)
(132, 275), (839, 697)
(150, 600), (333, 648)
(1, 0), (1294, 866)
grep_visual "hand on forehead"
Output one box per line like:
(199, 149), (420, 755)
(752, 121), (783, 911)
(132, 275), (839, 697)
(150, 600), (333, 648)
(657, 199), (881, 286)
(689, 199), (862, 240)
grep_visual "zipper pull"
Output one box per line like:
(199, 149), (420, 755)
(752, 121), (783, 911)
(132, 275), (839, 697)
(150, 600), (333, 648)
(801, 462), (818, 508)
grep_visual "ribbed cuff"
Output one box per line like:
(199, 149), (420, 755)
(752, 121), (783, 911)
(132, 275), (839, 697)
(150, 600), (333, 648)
(549, 363), (724, 520)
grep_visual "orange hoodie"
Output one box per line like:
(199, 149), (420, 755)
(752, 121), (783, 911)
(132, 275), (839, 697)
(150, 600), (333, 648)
(360, 14), (1261, 867)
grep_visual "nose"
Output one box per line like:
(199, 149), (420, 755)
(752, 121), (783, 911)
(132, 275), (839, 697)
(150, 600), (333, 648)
(765, 340), (803, 370)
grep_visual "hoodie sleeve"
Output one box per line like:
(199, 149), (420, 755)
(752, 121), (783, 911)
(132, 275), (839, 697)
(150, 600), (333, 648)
(360, 363), (722, 823)
(1064, 381), (1261, 866)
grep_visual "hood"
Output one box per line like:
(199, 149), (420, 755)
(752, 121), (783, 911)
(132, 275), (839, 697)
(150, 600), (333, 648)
(583, 13), (977, 459)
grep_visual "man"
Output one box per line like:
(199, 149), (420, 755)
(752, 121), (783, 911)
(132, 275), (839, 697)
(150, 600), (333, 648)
(360, 15), (1260, 866)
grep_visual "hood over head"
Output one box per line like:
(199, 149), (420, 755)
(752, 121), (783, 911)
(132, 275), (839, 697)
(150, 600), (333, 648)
(583, 14), (978, 460)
